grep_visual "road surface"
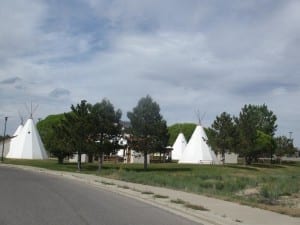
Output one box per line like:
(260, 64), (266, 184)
(0, 166), (202, 225)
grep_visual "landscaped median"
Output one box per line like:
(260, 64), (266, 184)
(3, 159), (300, 218)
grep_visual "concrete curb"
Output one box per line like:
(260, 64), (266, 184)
(1, 164), (299, 225)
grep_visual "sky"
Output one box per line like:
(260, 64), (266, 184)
(0, 0), (299, 147)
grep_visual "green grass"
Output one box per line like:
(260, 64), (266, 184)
(4, 158), (300, 216)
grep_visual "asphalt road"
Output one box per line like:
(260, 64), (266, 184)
(0, 166), (202, 225)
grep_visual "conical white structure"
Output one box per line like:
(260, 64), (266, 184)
(13, 124), (23, 137)
(171, 133), (187, 160)
(179, 125), (218, 164)
(7, 118), (48, 159)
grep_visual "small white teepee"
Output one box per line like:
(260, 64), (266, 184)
(179, 125), (218, 164)
(7, 118), (48, 159)
(171, 133), (187, 161)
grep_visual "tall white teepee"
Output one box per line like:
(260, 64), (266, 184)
(171, 133), (187, 160)
(7, 118), (48, 159)
(179, 125), (218, 164)
(13, 124), (23, 137)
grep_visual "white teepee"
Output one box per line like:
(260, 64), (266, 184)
(179, 125), (218, 164)
(13, 124), (23, 137)
(171, 133), (187, 160)
(7, 118), (48, 159)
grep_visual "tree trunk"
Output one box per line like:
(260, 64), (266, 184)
(58, 155), (64, 164)
(127, 148), (131, 164)
(77, 151), (82, 171)
(270, 152), (273, 164)
(88, 153), (93, 163)
(245, 156), (252, 165)
(98, 151), (103, 172)
(144, 151), (148, 170)
(221, 150), (225, 165)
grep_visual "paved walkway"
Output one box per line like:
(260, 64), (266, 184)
(2, 164), (299, 225)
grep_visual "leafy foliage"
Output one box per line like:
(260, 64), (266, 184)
(206, 112), (237, 163)
(90, 98), (122, 171)
(167, 123), (196, 146)
(236, 104), (277, 164)
(63, 100), (93, 170)
(127, 95), (169, 169)
(37, 114), (73, 164)
(275, 136), (296, 160)
(255, 130), (276, 160)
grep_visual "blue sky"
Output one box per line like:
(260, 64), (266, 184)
(0, 0), (299, 146)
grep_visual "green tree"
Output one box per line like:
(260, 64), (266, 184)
(236, 104), (277, 164)
(275, 136), (296, 163)
(37, 114), (74, 164)
(207, 112), (237, 164)
(90, 99), (122, 172)
(168, 123), (196, 146)
(255, 130), (276, 163)
(156, 122), (170, 162)
(37, 114), (66, 145)
(49, 123), (75, 164)
(127, 95), (168, 170)
(63, 100), (93, 171)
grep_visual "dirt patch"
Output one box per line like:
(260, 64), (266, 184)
(278, 193), (300, 209)
(236, 187), (260, 196)
(236, 188), (300, 217)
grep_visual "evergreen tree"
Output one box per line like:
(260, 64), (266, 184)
(90, 99), (122, 172)
(207, 112), (237, 164)
(63, 100), (92, 171)
(127, 95), (168, 170)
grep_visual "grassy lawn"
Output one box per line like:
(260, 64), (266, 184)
(3, 159), (300, 217)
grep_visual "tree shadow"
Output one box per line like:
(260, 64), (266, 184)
(225, 165), (259, 171)
(123, 167), (193, 173)
(251, 163), (285, 169)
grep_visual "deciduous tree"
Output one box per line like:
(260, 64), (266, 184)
(275, 136), (296, 163)
(236, 104), (277, 164)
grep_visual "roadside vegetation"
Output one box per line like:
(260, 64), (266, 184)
(4, 159), (300, 217)
(4, 96), (299, 216)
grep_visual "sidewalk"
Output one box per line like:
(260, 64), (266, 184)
(2, 164), (299, 225)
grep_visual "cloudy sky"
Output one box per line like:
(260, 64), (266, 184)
(0, 0), (299, 146)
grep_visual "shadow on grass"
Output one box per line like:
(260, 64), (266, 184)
(251, 164), (285, 169)
(225, 165), (259, 171)
(98, 163), (193, 173)
(281, 161), (300, 167)
(123, 167), (192, 173)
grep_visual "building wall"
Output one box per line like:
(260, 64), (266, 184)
(69, 153), (89, 163)
(217, 152), (238, 164)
